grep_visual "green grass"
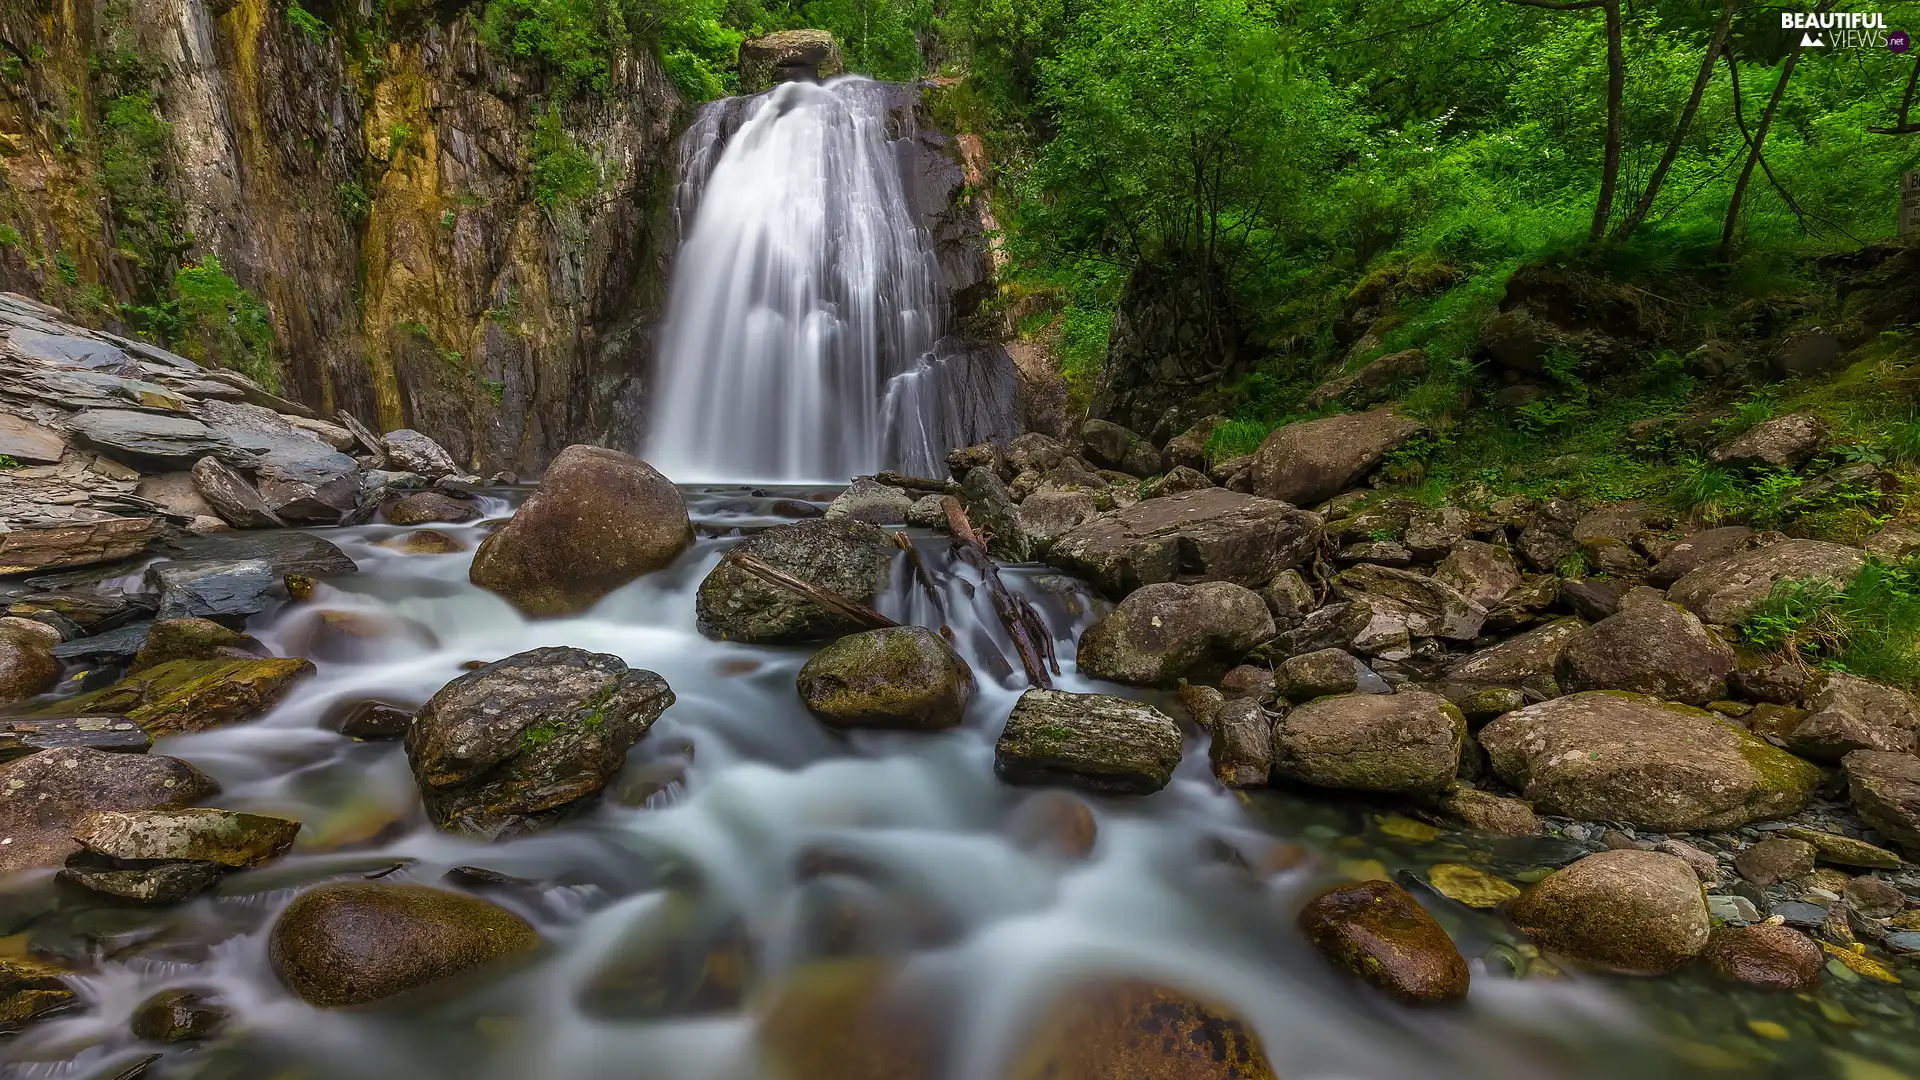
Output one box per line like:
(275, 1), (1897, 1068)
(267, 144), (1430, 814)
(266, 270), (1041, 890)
(1739, 559), (1920, 691)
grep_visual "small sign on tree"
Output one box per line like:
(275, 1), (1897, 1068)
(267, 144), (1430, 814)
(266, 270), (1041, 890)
(1904, 170), (1920, 242)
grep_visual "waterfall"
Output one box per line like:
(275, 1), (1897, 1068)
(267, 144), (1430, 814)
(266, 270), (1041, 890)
(644, 77), (1013, 484)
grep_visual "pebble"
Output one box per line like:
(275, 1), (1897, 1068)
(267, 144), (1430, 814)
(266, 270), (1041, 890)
(1708, 895), (1761, 924)
(1885, 932), (1920, 953)
(1772, 901), (1830, 928)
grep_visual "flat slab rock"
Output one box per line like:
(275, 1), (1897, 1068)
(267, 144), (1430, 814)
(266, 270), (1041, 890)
(1046, 487), (1322, 597)
(0, 517), (163, 575)
(994, 689), (1183, 795)
(1667, 539), (1865, 626)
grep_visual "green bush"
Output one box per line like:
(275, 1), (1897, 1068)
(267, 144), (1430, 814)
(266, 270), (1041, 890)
(286, 0), (329, 41)
(530, 107), (598, 209)
(1739, 560), (1920, 691)
(166, 255), (281, 391)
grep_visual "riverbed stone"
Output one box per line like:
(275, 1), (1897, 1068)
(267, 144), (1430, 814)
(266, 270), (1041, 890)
(1298, 879), (1470, 1004)
(1333, 564), (1487, 641)
(406, 647), (673, 839)
(697, 518), (896, 644)
(796, 627), (973, 731)
(146, 558), (278, 625)
(1079, 419), (1159, 478)
(1668, 539), (1865, 626)
(1845, 875), (1906, 919)
(1784, 672), (1920, 762)
(71, 807), (300, 867)
(1702, 924), (1824, 990)
(1047, 488), (1322, 597)
(1271, 690), (1463, 796)
(1076, 581), (1274, 686)
(1844, 751), (1920, 859)
(1734, 837), (1817, 886)
(470, 445), (692, 617)
(1005, 791), (1099, 860)
(1444, 618), (1583, 689)
(1006, 979), (1280, 1080)
(130, 988), (228, 1042)
(1778, 826), (1902, 870)
(384, 490), (479, 526)
(0, 747), (219, 874)
(60, 858), (225, 904)
(39, 656), (315, 736)
(0, 715), (150, 761)
(1480, 692), (1817, 830)
(1432, 541), (1520, 608)
(0, 957), (75, 1031)
(1248, 408), (1423, 507)
(1012, 490), (1100, 557)
(825, 479), (912, 525)
(381, 429), (460, 477)
(1275, 648), (1366, 702)
(994, 689), (1183, 795)
(1509, 850), (1710, 974)
(129, 617), (260, 672)
(270, 882), (539, 1007)
(0, 623), (58, 706)
(1554, 597), (1734, 705)
(1438, 784), (1542, 835)
(1209, 698), (1272, 788)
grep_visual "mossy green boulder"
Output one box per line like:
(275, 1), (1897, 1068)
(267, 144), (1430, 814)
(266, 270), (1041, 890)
(1271, 690), (1464, 796)
(696, 518), (896, 643)
(0, 957), (74, 1032)
(796, 626), (973, 731)
(1298, 878), (1470, 1004)
(994, 689), (1183, 795)
(269, 882), (540, 1007)
(37, 656), (314, 736)
(130, 617), (262, 673)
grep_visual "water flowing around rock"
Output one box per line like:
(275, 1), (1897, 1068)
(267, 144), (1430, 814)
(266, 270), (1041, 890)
(645, 78), (1014, 483)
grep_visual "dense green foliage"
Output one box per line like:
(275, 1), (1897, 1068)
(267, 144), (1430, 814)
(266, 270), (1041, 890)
(1741, 559), (1920, 690)
(130, 256), (281, 391)
(530, 107), (600, 209)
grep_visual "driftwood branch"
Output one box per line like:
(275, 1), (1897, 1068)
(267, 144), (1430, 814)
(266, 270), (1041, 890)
(892, 530), (948, 622)
(872, 471), (956, 494)
(942, 496), (1054, 688)
(732, 553), (897, 630)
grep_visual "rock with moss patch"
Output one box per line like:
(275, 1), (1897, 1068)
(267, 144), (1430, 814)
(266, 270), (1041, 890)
(0, 747), (219, 874)
(36, 656), (314, 736)
(70, 807), (300, 867)
(1844, 751), (1920, 859)
(0, 957), (75, 1032)
(270, 881), (539, 1007)
(1479, 691), (1817, 830)
(130, 988), (228, 1042)
(470, 445), (692, 617)
(1209, 698), (1272, 788)
(1509, 850), (1709, 974)
(405, 647), (674, 839)
(1248, 408), (1424, 507)
(1667, 539), (1864, 626)
(1271, 690), (1463, 796)
(796, 627), (973, 731)
(1299, 878), (1470, 1004)
(1708, 413), (1827, 470)
(1444, 618), (1583, 692)
(1554, 593), (1734, 705)
(1047, 488), (1322, 597)
(697, 519), (896, 644)
(129, 617), (262, 672)
(1076, 581), (1274, 686)
(994, 689), (1183, 795)
(739, 29), (845, 93)
(1784, 672), (1920, 763)
(1438, 784), (1541, 835)
(0, 623), (58, 706)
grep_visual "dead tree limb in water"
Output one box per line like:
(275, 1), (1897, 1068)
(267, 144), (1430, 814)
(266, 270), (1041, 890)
(731, 553), (897, 631)
(891, 530), (948, 623)
(942, 496), (1055, 688)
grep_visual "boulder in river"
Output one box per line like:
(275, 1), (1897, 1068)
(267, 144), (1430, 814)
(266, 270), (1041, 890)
(130, 988), (229, 1042)
(1667, 539), (1864, 626)
(1208, 698), (1272, 788)
(1554, 593), (1734, 705)
(0, 622), (58, 706)
(381, 429), (461, 478)
(1479, 691), (1816, 830)
(697, 518), (896, 644)
(1247, 407), (1423, 507)
(0, 956), (75, 1031)
(129, 617), (261, 672)
(69, 807), (300, 867)
(1076, 581), (1274, 686)
(0, 747), (220, 874)
(146, 559), (280, 625)
(796, 626), (974, 731)
(270, 881), (540, 1007)
(406, 646), (674, 839)
(1509, 850), (1710, 974)
(1271, 690), (1463, 796)
(1005, 979), (1280, 1080)
(470, 445), (693, 617)
(824, 478), (912, 525)
(1298, 879), (1470, 1004)
(994, 689), (1183, 795)
(1046, 488), (1322, 597)
(384, 490), (480, 526)
(1701, 924), (1824, 990)
(60, 859), (225, 905)
(40, 656), (315, 736)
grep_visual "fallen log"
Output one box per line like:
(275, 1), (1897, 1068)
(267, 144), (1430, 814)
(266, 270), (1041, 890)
(731, 553), (898, 631)
(941, 496), (1054, 688)
(891, 530), (948, 621)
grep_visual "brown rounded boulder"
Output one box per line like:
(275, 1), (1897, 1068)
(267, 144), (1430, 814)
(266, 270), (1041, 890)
(1298, 879), (1470, 1004)
(469, 445), (692, 617)
(1509, 850), (1709, 974)
(796, 626), (974, 731)
(1701, 924), (1823, 990)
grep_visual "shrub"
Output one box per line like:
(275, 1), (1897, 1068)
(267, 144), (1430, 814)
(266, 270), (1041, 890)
(1739, 559), (1920, 691)
(170, 255), (280, 390)
(286, 0), (329, 41)
(530, 107), (597, 210)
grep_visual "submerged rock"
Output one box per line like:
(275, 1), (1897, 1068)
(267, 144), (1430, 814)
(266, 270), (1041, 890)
(796, 627), (973, 731)
(697, 518), (896, 643)
(1479, 691), (1817, 830)
(994, 689), (1183, 795)
(1047, 488), (1322, 597)
(130, 988), (229, 1042)
(270, 882), (540, 1007)
(0, 957), (75, 1032)
(1701, 924), (1824, 990)
(1298, 879), (1470, 1004)
(406, 647), (674, 839)
(1438, 784), (1542, 836)
(0, 748), (219, 874)
(1271, 690), (1463, 796)
(1005, 979), (1280, 1080)
(1076, 581), (1274, 686)
(1005, 791), (1099, 859)
(470, 445), (693, 617)
(1509, 850), (1710, 974)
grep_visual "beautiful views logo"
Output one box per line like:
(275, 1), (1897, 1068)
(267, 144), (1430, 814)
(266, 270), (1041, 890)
(1780, 10), (1898, 49)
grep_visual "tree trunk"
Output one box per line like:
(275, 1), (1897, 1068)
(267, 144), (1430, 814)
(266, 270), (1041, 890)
(1589, 0), (1626, 241)
(1614, 0), (1739, 240)
(1720, 45), (1806, 260)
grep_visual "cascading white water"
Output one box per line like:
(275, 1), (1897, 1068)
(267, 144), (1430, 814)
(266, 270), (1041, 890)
(645, 78), (955, 483)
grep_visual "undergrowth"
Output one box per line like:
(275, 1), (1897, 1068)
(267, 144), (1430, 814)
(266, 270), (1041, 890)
(1739, 559), (1920, 691)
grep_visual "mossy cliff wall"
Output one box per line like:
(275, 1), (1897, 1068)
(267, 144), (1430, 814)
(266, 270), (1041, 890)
(0, 0), (681, 474)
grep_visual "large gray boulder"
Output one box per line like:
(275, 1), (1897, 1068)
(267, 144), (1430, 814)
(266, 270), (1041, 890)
(994, 689), (1183, 795)
(471, 445), (693, 617)
(1046, 488), (1321, 597)
(67, 409), (227, 467)
(1784, 672), (1920, 762)
(0, 748), (219, 874)
(1079, 419), (1159, 478)
(1708, 413), (1826, 470)
(1510, 851), (1710, 974)
(1667, 539), (1864, 626)
(1076, 581), (1274, 686)
(1247, 408), (1422, 507)
(190, 455), (283, 528)
(202, 401), (362, 522)
(1646, 526), (1756, 588)
(1332, 564), (1486, 641)
(824, 479), (912, 526)
(381, 429), (460, 478)
(1555, 592), (1734, 705)
(738, 29), (845, 93)
(1446, 618), (1585, 688)
(1270, 690), (1463, 795)
(1432, 541), (1521, 608)
(0, 621), (59, 706)
(796, 626), (973, 731)
(405, 647), (674, 839)
(1014, 490), (1102, 557)
(1480, 692), (1818, 830)
(696, 518), (895, 643)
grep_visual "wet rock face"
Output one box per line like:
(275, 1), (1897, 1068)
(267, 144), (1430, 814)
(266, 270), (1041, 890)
(1553, 595), (1734, 706)
(0, 748), (220, 874)
(0, 624), (58, 706)
(1006, 980), (1280, 1080)
(69, 807), (300, 867)
(1271, 690), (1464, 796)
(697, 519), (897, 644)
(1298, 879), (1470, 1004)
(1702, 924), (1824, 990)
(796, 627), (974, 731)
(39, 656), (316, 736)
(384, 490), (480, 526)
(129, 617), (261, 672)
(1248, 408), (1423, 507)
(0, 957), (74, 1032)
(994, 689), (1184, 795)
(1076, 581), (1274, 686)
(1509, 850), (1710, 974)
(406, 647), (674, 839)
(470, 446), (693, 617)
(1667, 539), (1865, 626)
(1047, 488), (1323, 597)
(130, 988), (229, 1042)
(1479, 691), (1817, 831)
(269, 882), (540, 1008)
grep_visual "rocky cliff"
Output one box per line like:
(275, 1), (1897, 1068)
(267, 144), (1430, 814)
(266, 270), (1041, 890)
(0, 0), (682, 475)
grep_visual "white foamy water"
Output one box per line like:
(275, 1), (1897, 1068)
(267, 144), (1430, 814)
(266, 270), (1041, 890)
(0, 491), (1669, 1080)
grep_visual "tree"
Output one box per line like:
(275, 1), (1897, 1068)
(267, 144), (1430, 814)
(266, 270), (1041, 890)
(1505, 0), (1624, 242)
(1613, 0), (1739, 241)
